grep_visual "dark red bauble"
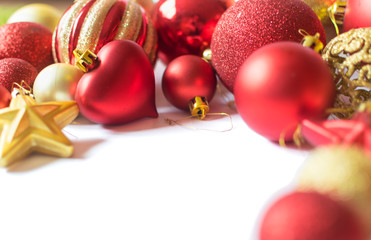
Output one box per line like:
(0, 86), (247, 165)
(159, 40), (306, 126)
(211, 0), (326, 92)
(235, 42), (334, 142)
(343, 0), (371, 32)
(260, 191), (365, 240)
(0, 22), (53, 72)
(0, 85), (11, 109)
(75, 40), (158, 125)
(152, 0), (232, 64)
(162, 55), (217, 110)
(0, 58), (38, 92)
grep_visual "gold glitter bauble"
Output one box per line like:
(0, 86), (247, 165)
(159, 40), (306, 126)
(297, 145), (371, 236)
(322, 28), (371, 119)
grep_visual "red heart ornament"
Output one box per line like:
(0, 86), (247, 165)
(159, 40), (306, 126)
(75, 40), (158, 125)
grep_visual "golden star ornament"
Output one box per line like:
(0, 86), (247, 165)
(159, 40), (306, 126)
(0, 87), (79, 167)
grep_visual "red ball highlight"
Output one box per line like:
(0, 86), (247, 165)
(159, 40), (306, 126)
(235, 42), (334, 141)
(162, 55), (217, 110)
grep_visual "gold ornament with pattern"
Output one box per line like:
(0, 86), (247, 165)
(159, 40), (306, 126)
(322, 28), (371, 119)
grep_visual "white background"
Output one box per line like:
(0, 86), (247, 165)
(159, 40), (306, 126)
(0, 60), (309, 240)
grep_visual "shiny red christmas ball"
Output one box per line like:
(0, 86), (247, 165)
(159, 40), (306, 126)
(0, 58), (38, 92)
(152, 0), (232, 64)
(0, 22), (53, 72)
(235, 42), (334, 142)
(260, 191), (365, 240)
(162, 55), (217, 110)
(343, 0), (371, 32)
(211, 0), (326, 92)
(0, 85), (10, 109)
(75, 40), (158, 125)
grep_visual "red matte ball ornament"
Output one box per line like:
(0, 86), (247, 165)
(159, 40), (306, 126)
(234, 42), (335, 142)
(152, 0), (233, 64)
(0, 58), (38, 92)
(162, 55), (217, 110)
(343, 0), (371, 32)
(260, 191), (365, 240)
(75, 40), (158, 125)
(0, 22), (53, 72)
(211, 0), (326, 92)
(0, 85), (11, 109)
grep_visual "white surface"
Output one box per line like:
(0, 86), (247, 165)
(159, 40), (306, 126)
(0, 60), (309, 240)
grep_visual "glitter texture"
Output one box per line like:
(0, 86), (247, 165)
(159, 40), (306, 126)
(77, 0), (116, 55)
(54, 0), (157, 65)
(53, 0), (90, 63)
(0, 22), (53, 72)
(210, 0), (326, 93)
(115, 1), (142, 42)
(0, 58), (38, 92)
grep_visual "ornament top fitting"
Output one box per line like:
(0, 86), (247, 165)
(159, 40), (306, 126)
(73, 49), (98, 73)
(189, 96), (210, 120)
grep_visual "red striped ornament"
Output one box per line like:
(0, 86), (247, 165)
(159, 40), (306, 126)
(53, 0), (157, 65)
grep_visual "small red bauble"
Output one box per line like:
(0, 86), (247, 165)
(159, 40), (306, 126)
(234, 42), (334, 142)
(152, 0), (232, 64)
(0, 85), (11, 109)
(75, 40), (158, 125)
(0, 58), (38, 92)
(162, 55), (217, 110)
(0, 22), (53, 72)
(260, 191), (364, 240)
(343, 0), (371, 32)
(211, 0), (326, 92)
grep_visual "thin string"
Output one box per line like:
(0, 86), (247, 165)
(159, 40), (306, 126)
(279, 124), (304, 147)
(165, 112), (233, 132)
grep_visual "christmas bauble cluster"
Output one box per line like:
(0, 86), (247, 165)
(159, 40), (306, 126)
(0, 0), (370, 238)
(0, 1), (160, 125)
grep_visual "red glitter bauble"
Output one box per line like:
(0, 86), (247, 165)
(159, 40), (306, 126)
(343, 0), (371, 32)
(234, 42), (334, 142)
(211, 0), (326, 92)
(152, 0), (233, 64)
(0, 22), (53, 72)
(162, 55), (217, 110)
(260, 191), (365, 240)
(0, 85), (11, 109)
(0, 58), (38, 93)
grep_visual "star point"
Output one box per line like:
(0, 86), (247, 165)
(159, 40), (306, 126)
(0, 91), (79, 167)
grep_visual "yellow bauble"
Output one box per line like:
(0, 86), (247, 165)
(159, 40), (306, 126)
(301, 0), (338, 42)
(297, 146), (371, 236)
(34, 63), (84, 103)
(301, 0), (336, 20)
(7, 3), (61, 32)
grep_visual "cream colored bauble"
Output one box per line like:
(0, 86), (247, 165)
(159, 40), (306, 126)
(34, 63), (84, 102)
(297, 145), (371, 237)
(7, 3), (61, 32)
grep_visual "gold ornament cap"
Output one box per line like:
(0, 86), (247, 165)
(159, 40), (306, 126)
(73, 49), (98, 73)
(299, 29), (324, 53)
(189, 96), (210, 120)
